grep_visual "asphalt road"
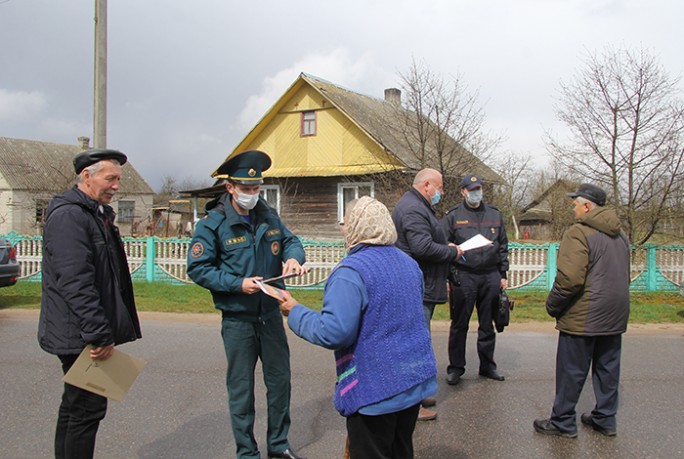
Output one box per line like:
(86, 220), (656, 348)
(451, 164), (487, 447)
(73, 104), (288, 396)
(1, 310), (683, 459)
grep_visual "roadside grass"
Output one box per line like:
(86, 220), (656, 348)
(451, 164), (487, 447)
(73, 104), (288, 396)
(1, 281), (683, 323)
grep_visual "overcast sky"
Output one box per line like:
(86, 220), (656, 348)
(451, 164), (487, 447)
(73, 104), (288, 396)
(1, 0), (682, 191)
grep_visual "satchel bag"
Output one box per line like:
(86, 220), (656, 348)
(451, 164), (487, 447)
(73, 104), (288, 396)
(494, 288), (514, 333)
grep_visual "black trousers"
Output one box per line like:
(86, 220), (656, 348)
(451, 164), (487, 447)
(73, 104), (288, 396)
(346, 404), (421, 459)
(551, 332), (622, 433)
(55, 354), (108, 459)
(447, 270), (500, 376)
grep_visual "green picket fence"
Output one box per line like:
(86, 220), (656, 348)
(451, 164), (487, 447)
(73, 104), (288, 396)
(4, 232), (683, 292)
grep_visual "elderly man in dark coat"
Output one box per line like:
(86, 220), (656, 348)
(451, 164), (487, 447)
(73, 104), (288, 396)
(39, 149), (142, 459)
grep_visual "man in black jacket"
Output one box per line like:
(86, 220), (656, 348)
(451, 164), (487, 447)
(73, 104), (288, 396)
(38, 149), (142, 459)
(392, 168), (461, 421)
(443, 174), (509, 385)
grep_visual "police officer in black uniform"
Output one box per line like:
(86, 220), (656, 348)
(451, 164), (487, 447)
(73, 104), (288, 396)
(443, 174), (509, 385)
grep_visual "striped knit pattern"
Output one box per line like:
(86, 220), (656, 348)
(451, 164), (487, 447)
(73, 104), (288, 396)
(332, 245), (437, 416)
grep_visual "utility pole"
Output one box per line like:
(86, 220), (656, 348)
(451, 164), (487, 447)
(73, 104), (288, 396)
(93, 0), (107, 148)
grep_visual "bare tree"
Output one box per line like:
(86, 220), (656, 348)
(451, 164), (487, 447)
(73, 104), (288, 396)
(157, 175), (178, 196)
(399, 59), (500, 170)
(382, 59), (502, 211)
(491, 152), (535, 239)
(545, 47), (684, 244)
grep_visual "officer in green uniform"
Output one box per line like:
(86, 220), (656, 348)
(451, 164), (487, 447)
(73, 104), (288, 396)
(187, 150), (307, 459)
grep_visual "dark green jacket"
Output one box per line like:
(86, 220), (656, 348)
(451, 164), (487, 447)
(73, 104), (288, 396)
(187, 193), (305, 321)
(546, 206), (630, 335)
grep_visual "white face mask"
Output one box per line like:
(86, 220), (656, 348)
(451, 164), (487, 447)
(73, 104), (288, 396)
(234, 191), (259, 210)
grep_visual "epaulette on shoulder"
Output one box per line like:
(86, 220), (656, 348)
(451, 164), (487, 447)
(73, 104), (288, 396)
(446, 203), (462, 215)
(203, 210), (225, 231)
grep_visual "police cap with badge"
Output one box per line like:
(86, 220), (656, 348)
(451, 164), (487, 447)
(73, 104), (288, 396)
(461, 173), (483, 190)
(214, 150), (272, 184)
(73, 149), (128, 174)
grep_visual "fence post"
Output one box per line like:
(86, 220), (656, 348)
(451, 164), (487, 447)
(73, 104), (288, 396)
(146, 237), (155, 282)
(547, 242), (559, 291)
(646, 245), (657, 292)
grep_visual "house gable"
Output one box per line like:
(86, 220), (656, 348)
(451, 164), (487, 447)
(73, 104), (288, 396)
(215, 73), (500, 184)
(215, 77), (404, 178)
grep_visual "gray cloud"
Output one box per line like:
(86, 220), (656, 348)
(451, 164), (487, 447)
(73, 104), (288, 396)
(1, 0), (681, 191)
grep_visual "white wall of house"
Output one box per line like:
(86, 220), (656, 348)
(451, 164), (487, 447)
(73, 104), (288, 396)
(0, 187), (154, 237)
(0, 191), (14, 235)
(0, 190), (68, 236)
(113, 193), (154, 236)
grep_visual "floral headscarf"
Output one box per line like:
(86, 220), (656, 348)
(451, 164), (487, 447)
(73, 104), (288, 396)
(344, 196), (397, 250)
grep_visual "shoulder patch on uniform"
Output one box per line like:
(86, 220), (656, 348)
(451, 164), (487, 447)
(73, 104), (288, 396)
(266, 229), (281, 237)
(190, 241), (204, 258)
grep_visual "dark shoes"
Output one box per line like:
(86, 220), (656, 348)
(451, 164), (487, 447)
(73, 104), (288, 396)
(479, 369), (505, 381)
(446, 372), (461, 385)
(268, 448), (306, 459)
(581, 413), (617, 437)
(447, 370), (504, 383)
(533, 419), (578, 438)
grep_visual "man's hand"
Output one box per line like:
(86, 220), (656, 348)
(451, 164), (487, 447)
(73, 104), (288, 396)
(90, 343), (114, 361)
(282, 259), (309, 276)
(279, 290), (298, 317)
(241, 276), (263, 294)
(448, 243), (464, 259)
(500, 278), (508, 290)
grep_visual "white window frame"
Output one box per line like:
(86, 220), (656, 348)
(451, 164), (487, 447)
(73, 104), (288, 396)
(337, 182), (374, 223)
(301, 110), (316, 137)
(260, 184), (281, 213)
(117, 200), (135, 223)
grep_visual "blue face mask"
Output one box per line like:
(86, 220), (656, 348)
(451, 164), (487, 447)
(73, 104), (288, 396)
(430, 188), (441, 206)
(466, 189), (483, 206)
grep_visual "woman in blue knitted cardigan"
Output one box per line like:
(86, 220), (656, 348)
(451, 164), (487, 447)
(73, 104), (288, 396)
(279, 196), (437, 459)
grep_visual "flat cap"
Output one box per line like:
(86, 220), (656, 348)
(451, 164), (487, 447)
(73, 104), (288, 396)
(460, 174), (483, 190)
(567, 183), (607, 206)
(74, 149), (127, 174)
(215, 150), (272, 184)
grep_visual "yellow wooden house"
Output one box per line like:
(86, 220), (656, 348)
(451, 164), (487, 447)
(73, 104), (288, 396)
(206, 73), (500, 240)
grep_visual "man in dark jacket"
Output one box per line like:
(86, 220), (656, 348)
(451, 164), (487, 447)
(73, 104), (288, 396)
(38, 149), (142, 459)
(534, 183), (630, 438)
(443, 174), (509, 385)
(392, 168), (461, 421)
(187, 151), (307, 459)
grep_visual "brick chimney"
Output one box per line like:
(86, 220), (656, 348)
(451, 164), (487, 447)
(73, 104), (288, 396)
(384, 88), (401, 106)
(78, 136), (90, 150)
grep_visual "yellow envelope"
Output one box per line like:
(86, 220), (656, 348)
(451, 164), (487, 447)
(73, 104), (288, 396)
(62, 345), (146, 401)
